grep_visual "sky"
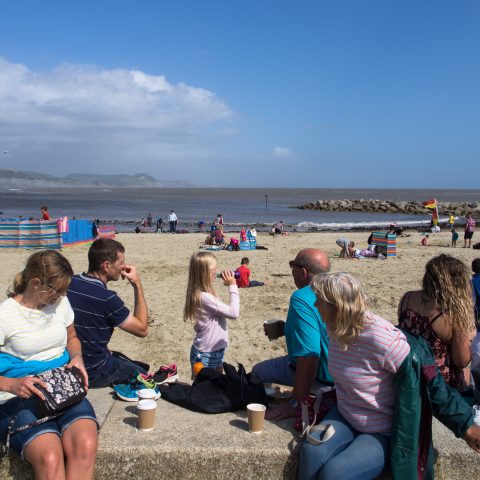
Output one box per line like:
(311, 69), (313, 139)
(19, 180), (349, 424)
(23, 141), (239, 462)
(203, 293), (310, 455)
(0, 1), (479, 188)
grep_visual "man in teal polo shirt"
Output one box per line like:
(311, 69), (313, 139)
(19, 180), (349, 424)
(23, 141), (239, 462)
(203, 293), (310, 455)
(252, 248), (333, 420)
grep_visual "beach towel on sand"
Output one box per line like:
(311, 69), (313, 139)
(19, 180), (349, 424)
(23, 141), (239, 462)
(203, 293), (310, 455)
(158, 363), (268, 413)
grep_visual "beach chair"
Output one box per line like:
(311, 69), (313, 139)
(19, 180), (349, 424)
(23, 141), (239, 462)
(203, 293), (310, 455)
(371, 231), (396, 257)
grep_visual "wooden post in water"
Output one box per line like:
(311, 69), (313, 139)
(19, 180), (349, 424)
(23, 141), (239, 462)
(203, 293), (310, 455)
(265, 194), (268, 209)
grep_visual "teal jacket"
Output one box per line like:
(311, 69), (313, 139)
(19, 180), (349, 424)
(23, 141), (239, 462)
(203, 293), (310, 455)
(390, 329), (474, 479)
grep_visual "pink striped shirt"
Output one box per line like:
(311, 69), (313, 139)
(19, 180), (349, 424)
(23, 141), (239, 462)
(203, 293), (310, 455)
(328, 312), (410, 434)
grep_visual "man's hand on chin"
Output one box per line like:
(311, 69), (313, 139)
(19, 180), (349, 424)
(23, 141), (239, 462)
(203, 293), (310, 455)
(266, 402), (297, 420)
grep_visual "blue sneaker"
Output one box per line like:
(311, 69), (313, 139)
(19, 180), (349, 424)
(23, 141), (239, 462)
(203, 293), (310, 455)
(113, 371), (161, 402)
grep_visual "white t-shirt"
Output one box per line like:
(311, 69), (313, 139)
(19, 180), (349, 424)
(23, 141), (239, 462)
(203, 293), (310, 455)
(0, 296), (74, 402)
(168, 212), (177, 222)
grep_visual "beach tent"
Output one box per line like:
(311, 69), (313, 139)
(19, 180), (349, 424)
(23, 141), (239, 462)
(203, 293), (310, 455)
(62, 219), (97, 247)
(97, 225), (116, 239)
(371, 231), (396, 257)
(0, 219), (115, 249)
(239, 230), (257, 250)
(0, 220), (62, 249)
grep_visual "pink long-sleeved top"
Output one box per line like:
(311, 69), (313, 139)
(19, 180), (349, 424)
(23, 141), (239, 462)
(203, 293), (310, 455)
(192, 285), (240, 352)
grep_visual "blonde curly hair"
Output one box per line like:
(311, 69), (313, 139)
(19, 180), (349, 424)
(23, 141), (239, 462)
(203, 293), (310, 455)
(311, 272), (367, 349)
(422, 254), (474, 336)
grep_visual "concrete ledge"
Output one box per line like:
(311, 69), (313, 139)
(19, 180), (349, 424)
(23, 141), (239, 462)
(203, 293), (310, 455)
(432, 419), (480, 480)
(2, 388), (480, 479)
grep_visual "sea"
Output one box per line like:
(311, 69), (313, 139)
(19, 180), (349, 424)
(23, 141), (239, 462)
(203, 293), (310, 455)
(2, 187), (479, 233)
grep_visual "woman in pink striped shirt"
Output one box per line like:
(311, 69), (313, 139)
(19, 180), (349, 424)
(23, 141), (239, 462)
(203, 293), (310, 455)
(299, 272), (410, 480)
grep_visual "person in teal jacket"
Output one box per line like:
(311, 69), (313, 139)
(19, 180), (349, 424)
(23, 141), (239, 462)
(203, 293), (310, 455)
(391, 329), (480, 479)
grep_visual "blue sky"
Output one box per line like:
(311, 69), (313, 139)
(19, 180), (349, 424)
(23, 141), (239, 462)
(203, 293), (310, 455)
(0, 1), (479, 188)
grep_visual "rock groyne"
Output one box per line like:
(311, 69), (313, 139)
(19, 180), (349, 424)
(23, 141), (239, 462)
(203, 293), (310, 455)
(297, 199), (480, 216)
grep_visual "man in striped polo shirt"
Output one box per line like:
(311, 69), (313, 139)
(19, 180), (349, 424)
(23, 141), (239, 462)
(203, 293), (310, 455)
(67, 238), (149, 388)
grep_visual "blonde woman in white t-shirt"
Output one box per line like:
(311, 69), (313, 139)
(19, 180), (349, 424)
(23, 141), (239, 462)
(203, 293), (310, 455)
(0, 250), (98, 479)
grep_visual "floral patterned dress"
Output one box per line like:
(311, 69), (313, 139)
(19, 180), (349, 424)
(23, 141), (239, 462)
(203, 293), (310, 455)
(399, 307), (466, 391)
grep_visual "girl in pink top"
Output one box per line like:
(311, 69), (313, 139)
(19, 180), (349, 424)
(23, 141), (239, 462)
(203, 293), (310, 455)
(183, 252), (240, 374)
(299, 272), (410, 480)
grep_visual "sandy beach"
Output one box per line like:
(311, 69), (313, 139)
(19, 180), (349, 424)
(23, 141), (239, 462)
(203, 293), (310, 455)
(1, 230), (478, 381)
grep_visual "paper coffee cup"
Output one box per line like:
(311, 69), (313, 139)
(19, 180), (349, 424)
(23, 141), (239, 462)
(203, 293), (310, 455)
(247, 403), (266, 434)
(137, 399), (157, 431)
(137, 388), (158, 400)
(264, 320), (281, 341)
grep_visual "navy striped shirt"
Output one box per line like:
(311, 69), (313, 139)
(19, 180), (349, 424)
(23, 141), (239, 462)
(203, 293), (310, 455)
(67, 273), (130, 380)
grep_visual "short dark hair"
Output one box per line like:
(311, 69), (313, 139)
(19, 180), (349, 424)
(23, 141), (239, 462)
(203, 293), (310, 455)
(241, 257), (249, 265)
(88, 238), (125, 272)
(473, 259), (480, 275)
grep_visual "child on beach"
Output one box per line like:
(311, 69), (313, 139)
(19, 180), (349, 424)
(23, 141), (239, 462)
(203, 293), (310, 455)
(240, 228), (247, 242)
(235, 257), (266, 288)
(421, 234), (430, 246)
(452, 228), (459, 247)
(184, 252), (240, 374)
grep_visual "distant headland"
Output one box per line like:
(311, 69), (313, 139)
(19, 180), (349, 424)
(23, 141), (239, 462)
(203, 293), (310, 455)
(0, 169), (195, 188)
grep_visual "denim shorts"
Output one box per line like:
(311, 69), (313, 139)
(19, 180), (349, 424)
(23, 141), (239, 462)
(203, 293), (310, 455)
(0, 396), (98, 458)
(190, 345), (225, 369)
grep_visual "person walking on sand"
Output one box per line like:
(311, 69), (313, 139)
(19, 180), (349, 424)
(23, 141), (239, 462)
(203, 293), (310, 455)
(67, 238), (149, 387)
(168, 210), (178, 233)
(184, 252), (240, 375)
(464, 212), (476, 248)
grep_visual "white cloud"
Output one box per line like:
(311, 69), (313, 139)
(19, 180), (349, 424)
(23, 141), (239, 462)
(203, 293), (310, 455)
(272, 146), (292, 158)
(0, 57), (234, 176)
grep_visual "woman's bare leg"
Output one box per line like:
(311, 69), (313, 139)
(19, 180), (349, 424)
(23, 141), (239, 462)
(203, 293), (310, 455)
(24, 433), (66, 480)
(61, 419), (98, 480)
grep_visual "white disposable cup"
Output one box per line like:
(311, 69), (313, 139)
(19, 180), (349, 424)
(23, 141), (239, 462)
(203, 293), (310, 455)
(137, 399), (157, 431)
(247, 403), (266, 434)
(137, 388), (158, 400)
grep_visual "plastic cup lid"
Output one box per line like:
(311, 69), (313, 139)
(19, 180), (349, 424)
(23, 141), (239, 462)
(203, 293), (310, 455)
(137, 399), (157, 410)
(137, 388), (157, 399)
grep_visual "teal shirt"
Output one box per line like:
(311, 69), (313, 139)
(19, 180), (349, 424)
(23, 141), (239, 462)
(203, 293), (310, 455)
(284, 285), (333, 385)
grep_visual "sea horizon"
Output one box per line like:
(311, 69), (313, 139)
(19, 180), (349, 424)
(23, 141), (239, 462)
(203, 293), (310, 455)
(3, 186), (479, 233)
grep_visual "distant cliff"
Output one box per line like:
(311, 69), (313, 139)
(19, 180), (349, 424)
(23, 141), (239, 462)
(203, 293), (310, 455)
(0, 169), (194, 188)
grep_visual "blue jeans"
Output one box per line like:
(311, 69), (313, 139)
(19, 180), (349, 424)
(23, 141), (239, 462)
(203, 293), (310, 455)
(299, 406), (390, 480)
(89, 356), (147, 388)
(190, 345), (225, 370)
(252, 355), (296, 385)
(0, 396), (97, 459)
